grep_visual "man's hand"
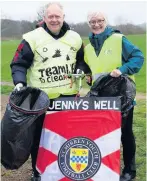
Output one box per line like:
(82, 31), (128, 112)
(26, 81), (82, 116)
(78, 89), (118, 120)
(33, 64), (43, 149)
(14, 83), (24, 91)
(76, 69), (84, 75)
(110, 69), (122, 77)
(75, 69), (84, 78)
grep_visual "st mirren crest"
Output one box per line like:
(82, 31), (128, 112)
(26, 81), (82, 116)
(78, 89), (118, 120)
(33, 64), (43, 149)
(58, 137), (101, 181)
(70, 148), (88, 173)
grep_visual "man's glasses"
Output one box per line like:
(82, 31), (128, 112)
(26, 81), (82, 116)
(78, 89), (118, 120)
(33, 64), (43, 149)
(89, 19), (105, 25)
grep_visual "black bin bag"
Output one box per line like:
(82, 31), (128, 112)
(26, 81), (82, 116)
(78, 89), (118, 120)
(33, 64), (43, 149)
(86, 73), (136, 117)
(1, 87), (50, 169)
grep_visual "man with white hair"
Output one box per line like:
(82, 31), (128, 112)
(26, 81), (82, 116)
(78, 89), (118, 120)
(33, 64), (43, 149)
(10, 2), (90, 181)
(84, 11), (144, 181)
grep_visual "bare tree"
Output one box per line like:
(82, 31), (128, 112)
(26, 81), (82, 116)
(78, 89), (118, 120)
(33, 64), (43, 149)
(37, 4), (48, 21)
(1, 10), (11, 20)
(115, 16), (127, 25)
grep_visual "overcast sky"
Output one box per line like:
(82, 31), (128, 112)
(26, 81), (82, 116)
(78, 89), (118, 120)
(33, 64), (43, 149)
(0, 1), (146, 25)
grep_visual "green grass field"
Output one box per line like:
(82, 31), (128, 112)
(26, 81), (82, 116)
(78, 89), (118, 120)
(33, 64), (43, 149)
(133, 100), (146, 181)
(1, 40), (21, 82)
(1, 34), (146, 92)
(1, 85), (14, 95)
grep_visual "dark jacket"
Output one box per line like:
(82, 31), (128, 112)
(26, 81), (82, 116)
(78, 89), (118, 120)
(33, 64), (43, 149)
(11, 21), (91, 86)
(89, 26), (144, 75)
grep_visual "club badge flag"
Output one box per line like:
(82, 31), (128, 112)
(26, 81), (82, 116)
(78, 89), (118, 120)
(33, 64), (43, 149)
(36, 97), (121, 181)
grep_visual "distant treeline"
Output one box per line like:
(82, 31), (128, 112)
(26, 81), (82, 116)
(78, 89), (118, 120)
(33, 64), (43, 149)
(1, 19), (146, 40)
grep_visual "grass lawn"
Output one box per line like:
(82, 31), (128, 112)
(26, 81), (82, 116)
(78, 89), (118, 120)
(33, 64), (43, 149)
(1, 85), (14, 95)
(133, 100), (146, 181)
(1, 40), (21, 82)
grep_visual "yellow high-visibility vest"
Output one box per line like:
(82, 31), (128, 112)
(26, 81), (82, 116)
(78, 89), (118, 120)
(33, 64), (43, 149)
(23, 27), (82, 99)
(84, 33), (135, 83)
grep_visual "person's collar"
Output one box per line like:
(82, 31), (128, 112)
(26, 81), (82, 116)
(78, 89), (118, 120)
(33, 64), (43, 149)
(45, 21), (70, 39)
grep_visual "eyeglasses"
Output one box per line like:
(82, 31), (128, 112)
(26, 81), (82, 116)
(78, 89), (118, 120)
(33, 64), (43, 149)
(89, 19), (105, 25)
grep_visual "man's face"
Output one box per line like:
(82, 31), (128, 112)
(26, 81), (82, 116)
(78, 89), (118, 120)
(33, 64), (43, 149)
(89, 14), (106, 35)
(44, 5), (64, 34)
